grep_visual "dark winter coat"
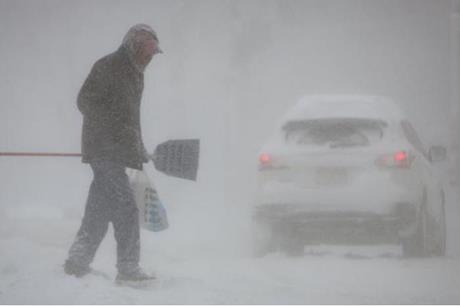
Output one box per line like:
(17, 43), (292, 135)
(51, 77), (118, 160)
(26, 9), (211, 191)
(77, 46), (147, 170)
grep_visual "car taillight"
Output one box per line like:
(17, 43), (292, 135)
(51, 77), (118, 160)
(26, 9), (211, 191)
(394, 151), (407, 163)
(258, 153), (288, 171)
(259, 153), (273, 170)
(375, 151), (414, 169)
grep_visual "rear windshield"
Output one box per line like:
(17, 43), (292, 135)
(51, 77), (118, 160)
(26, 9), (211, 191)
(282, 118), (387, 148)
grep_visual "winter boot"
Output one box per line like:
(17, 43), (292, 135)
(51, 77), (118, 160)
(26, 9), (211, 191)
(115, 267), (155, 283)
(64, 260), (91, 278)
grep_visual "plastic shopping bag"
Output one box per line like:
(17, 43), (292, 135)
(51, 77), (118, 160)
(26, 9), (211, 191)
(126, 168), (169, 232)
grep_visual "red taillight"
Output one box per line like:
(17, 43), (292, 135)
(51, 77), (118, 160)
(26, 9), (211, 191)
(394, 151), (407, 163)
(259, 153), (273, 170)
(258, 153), (287, 170)
(259, 153), (271, 164)
(376, 151), (413, 168)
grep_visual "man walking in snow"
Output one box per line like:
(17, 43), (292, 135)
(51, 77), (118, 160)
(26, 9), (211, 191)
(64, 24), (162, 282)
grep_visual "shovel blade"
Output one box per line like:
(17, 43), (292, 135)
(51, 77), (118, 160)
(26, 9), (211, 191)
(152, 139), (200, 181)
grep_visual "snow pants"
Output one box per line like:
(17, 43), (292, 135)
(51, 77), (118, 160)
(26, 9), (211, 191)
(67, 160), (140, 273)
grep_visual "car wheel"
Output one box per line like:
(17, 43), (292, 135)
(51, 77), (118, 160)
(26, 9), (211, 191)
(433, 203), (447, 256)
(252, 219), (275, 257)
(402, 205), (428, 257)
(281, 239), (304, 257)
(279, 226), (304, 257)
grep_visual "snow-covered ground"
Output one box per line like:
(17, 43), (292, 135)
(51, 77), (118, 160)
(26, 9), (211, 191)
(1, 186), (460, 304)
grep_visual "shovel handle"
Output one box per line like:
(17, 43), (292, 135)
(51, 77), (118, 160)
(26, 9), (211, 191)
(0, 152), (82, 157)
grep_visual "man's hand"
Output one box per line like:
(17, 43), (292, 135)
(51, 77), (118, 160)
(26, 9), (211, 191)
(142, 147), (151, 163)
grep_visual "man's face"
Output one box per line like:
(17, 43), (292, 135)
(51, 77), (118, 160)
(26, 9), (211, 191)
(134, 32), (161, 67)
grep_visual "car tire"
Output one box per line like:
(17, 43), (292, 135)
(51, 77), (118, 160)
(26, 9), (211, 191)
(433, 202), (447, 256)
(402, 205), (428, 257)
(279, 225), (304, 257)
(252, 219), (275, 257)
(281, 239), (304, 257)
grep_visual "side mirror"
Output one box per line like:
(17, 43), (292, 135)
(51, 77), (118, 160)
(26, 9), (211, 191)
(429, 146), (447, 163)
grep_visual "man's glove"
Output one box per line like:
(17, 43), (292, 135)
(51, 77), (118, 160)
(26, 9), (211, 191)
(142, 146), (151, 163)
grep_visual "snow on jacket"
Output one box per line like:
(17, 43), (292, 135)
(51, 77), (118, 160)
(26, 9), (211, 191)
(77, 45), (147, 170)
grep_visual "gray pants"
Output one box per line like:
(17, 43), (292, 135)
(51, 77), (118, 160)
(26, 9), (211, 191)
(67, 161), (140, 273)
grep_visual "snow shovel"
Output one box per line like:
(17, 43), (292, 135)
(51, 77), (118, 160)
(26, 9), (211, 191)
(0, 139), (200, 181)
(150, 139), (200, 181)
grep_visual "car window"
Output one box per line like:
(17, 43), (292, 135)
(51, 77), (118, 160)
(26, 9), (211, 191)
(282, 118), (387, 148)
(401, 120), (428, 159)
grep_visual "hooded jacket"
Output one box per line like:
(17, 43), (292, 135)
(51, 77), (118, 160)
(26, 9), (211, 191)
(77, 44), (148, 170)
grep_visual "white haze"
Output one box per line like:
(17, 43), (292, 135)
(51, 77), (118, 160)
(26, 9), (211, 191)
(1, 0), (460, 304)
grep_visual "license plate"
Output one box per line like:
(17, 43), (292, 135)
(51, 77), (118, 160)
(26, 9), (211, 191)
(315, 168), (348, 185)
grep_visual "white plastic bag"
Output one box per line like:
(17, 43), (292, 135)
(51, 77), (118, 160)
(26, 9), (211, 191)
(126, 169), (169, 232)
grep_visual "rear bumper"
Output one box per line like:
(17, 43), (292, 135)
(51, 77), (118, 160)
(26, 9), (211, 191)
(253, 203), (417, 244)
(257, 164), (424, 215)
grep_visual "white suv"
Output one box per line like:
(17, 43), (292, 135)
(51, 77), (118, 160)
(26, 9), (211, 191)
(253, 95), (447, 257)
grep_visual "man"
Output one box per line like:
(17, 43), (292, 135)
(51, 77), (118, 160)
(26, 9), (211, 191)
(64, 24), (162, 282)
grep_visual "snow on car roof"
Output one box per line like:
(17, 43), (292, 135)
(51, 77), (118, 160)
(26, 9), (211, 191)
(282, 95), (406, 123)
